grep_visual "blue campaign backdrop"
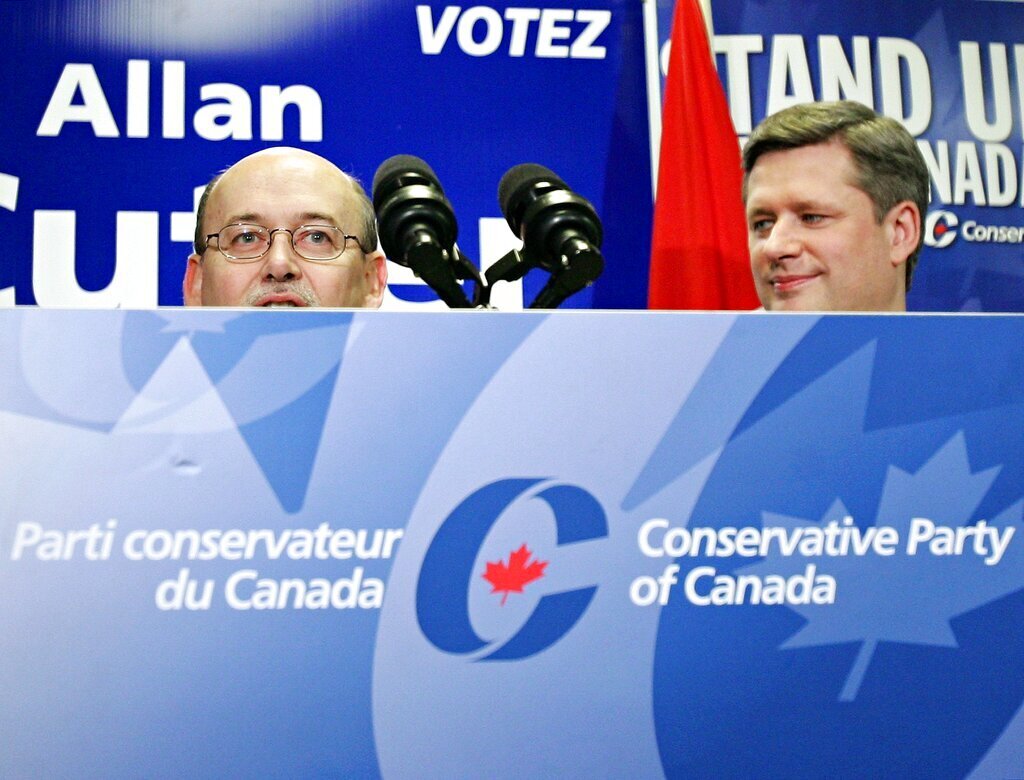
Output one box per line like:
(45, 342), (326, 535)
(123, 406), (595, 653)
(1, 308), (1023, 777)
(0, 0), (652, 310)
(651, 0), (1024, 312)
(2, 0), (1023, 311)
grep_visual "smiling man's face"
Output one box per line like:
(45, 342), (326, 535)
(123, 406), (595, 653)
(745, 140), (910, 312)
(184, 147), (386, 309)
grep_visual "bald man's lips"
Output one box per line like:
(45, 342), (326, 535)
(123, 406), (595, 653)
(771, 273), (820, 294)
(245, 284), (318, 307)
(252, 292), (310, 307)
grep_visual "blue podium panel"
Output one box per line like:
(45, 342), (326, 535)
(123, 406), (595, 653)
(1, 309), (1023, 778)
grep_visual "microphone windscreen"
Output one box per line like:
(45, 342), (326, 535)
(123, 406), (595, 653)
(372, 154), (442, 211)
(497, 163), (568, 220)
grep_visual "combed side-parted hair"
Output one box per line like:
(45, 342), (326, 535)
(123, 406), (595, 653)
(742, 100), (929, 289)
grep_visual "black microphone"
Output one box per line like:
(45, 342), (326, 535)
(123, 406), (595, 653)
(497, 164), (604, 308)
(372, 154), (472, 308)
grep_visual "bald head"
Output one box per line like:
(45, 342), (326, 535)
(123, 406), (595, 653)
(193, 147), (377, 255)
(184, 147), (386, 308)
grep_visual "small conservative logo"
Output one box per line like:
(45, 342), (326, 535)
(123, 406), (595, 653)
(925, 209), (1024, 249)
(924, 210), (959, 248)
(416, 478), (607, 661)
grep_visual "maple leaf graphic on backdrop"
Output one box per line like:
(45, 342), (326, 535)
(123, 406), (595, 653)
(739, 432), (1024, 702)
(483, 544), (548, 605)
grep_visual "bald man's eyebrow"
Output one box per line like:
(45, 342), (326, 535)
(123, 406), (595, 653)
(220, 212), (341, 226)
(298, 212), (338, 224)
(223, 212), (260, 224)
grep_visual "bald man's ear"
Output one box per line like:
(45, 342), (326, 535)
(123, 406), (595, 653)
(183, 254), (204, 306)
(363, 251), (388, 309)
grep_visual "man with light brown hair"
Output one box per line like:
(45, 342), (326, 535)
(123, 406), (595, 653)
(742, 101), (928, 311)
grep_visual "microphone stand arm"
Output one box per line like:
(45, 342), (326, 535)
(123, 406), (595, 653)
(528, 238), (604, 309)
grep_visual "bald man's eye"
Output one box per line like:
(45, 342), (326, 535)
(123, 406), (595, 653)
(296, 226), (340, 248)
(292, 225), (347, 260)
(223, 224), (270, 250)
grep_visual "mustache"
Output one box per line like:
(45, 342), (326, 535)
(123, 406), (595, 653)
(243, 283), (319, 307)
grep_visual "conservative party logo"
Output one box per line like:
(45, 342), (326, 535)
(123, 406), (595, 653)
(925, 210), (958, 248)
(415, 478), (607, 661)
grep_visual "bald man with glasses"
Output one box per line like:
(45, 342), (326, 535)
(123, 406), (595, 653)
(183, 147), (387, 308)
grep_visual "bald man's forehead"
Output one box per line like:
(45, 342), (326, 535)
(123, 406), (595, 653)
(223, 149), (352, 188)
(203, 152), (362, 233)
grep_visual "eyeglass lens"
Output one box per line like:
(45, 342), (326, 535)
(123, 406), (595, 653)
(217, 224), (350, 261)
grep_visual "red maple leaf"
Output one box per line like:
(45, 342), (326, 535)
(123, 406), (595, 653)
(482, 543), (548, 605)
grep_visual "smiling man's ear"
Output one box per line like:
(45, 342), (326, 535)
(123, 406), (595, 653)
(887, 200), (921, 271)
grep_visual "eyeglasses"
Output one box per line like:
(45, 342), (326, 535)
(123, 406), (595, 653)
(205, 223), (364, 262)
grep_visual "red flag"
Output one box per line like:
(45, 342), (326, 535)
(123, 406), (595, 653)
(648, 0), (759, 310)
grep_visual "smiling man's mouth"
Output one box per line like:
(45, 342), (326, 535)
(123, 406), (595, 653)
(771, 274), (820, 293)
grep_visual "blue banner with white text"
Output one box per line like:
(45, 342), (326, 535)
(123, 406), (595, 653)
(0, 0), (652, 310)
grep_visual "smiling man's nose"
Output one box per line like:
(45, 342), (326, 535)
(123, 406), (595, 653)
(763, 218), (801, 263)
